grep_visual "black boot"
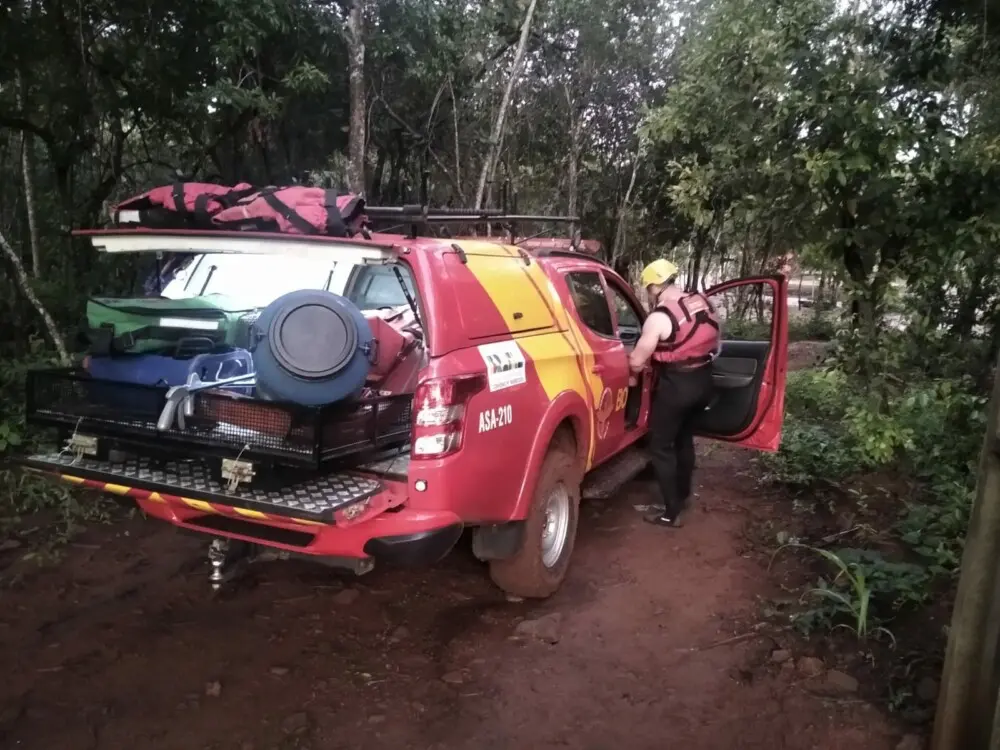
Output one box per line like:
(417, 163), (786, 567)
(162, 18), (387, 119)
(644, 510), (683, 528)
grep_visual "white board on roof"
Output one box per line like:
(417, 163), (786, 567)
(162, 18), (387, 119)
(87, 232), (394, 264)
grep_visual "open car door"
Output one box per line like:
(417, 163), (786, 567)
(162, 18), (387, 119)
(692, 275), (789, 451)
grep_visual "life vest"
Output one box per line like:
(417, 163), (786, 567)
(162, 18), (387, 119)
(651, 291), (721, 367)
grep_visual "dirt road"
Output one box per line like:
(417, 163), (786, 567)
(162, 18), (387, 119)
(0, 447), (905, 749)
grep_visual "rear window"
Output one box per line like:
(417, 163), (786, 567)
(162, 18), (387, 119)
(161, 253), (336, 308)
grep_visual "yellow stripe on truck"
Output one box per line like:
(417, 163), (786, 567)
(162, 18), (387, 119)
(455, 240), (605, 470)
(459, 242), (558, 333)
(516, 333), (597, 468)
(515, 251), (606, 468)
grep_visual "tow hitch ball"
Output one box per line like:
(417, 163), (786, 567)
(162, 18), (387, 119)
(205, 537), (376, 590)
(207, 537), (250, 590)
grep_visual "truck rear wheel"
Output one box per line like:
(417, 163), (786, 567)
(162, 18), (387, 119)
(489, 442), (581, 598)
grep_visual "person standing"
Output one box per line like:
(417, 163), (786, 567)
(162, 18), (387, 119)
(628, 259), (721, 528)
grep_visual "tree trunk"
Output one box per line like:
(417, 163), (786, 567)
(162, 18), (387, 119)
(346, 0), (366, 195)
(448, 77), (462, 198)
(954, 274), (986, 341)
(689, 241), (704, 293)
(474, 0), (539, 210)
(370, 146), (387, 203)
(610, 154), (641, 269)
(700, 257), (713, 291)
(931, 350), (1000, 750)
(16, 70), (41, 276)
(386, 129), (405, 203)
(20, 128), (41, 277)
(0, 229), (70, 365)
(566, 89), (583, 221)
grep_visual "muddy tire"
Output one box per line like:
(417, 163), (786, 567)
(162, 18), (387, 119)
(489, 441), (581, 599)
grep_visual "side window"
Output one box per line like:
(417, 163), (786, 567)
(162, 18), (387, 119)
(347, 264), (416, 310)
(565, 272), (615, 337)
(605, 281), (643, 344)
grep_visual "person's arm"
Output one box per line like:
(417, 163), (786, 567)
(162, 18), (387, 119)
(629, 311), (672, 374)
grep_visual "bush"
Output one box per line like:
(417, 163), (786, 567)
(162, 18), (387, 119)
(0, 351), (102, 530)
(722, 311), (838, 343)
(722, 317), (771, 341)
(789, 546), (931, 640)
(757, 357), (984, 659)
(785, 368), (850, 421)
(763, 365), (982, 486)
(754, 327), (985, 667)
(759, 368), (866, 484)
(0, 350), (62, 455)
(757, 421), (856, 485)
(789, 312), (838, 342)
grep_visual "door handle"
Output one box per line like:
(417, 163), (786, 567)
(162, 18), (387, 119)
(592, 364), (606, 374)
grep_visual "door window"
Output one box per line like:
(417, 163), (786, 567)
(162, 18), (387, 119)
(605, 281), (643, 345)
(565, 272), (615, 337)
(346, 264), (416, 311)
(692, 276), (789, 452)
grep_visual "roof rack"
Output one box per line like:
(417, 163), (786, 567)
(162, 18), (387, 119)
(363, 172), (584, 247)
(95, 172), (596, 253)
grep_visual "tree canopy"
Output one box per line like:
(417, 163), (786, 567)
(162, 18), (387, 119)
(0, 0), (999, 372)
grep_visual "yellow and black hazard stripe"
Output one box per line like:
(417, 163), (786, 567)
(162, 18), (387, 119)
(59, 474), (326, 527)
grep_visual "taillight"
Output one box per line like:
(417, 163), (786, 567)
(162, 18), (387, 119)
(411, 374), (486, 458)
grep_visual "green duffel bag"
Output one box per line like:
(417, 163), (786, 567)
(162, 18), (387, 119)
(85, 294), (257, 356)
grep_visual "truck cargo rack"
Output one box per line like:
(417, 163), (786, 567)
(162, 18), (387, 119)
(25, 369), (412, 471)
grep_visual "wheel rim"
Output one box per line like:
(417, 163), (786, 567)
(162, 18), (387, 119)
(540, 484), (571, 569)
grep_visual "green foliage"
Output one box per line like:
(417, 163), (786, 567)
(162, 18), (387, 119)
(721, 318), (772, 342)
(724, 311), (838, 343)
(791, 313), (838, 342)
(898, 488), (972, 574)
(789, 545), (930, 642)
(844, 403), (915, 469)
(761, 347), (983, 656)
(784, 368), (850, 421)
(0, 351), (112, 542)
(761, 363), (983, 496)
(759, 421), (856, 486)
(758, 368), (862, 484)
(641, 0), (1000, 373)
(892, 380), (986, 571)
(0, 0), (995, 601)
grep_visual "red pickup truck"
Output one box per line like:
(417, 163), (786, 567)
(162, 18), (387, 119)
(18, 223), (788, 599)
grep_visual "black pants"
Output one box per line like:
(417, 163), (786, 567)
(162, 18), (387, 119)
(648, 364), (714, 519)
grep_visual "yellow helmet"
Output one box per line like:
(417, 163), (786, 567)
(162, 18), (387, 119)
(640, 259), (679, 288)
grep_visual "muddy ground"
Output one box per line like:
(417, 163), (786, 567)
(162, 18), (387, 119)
(0, 342), (915, 750)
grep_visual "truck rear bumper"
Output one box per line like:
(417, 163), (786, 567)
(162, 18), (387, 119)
(363, 525), (464, 566)
(16, 453), (462, 566)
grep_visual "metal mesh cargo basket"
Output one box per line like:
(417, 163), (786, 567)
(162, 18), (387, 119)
(25, 368), (412, 469)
